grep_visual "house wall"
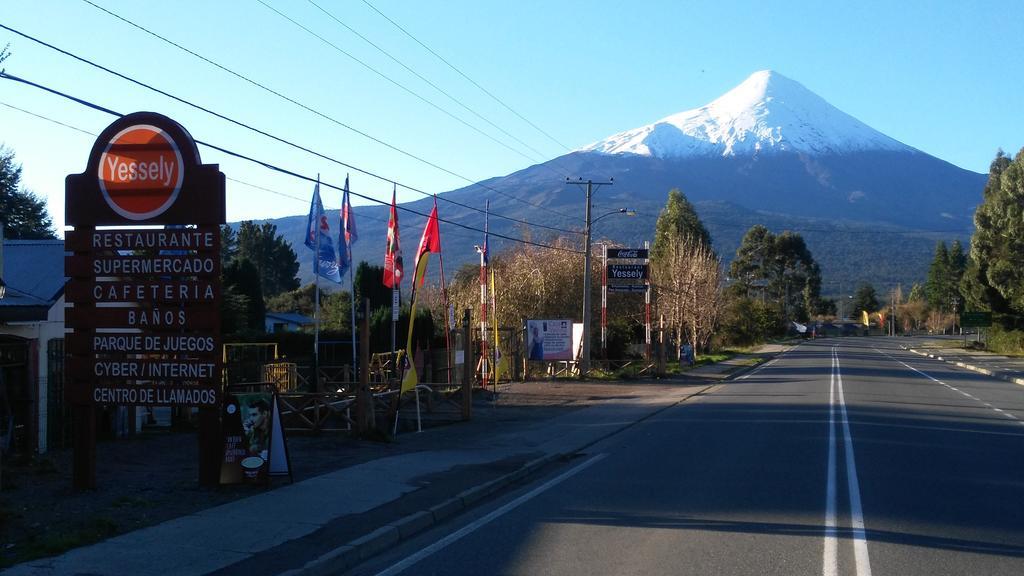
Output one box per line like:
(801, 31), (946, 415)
(2, 295), (66, 453)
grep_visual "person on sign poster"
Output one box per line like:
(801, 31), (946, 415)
(529, 323), (544, 360)
(241, 396), (270, 461)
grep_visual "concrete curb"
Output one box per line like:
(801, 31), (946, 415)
(900, 345), (1024, 387)
(284, 383), (715, 576)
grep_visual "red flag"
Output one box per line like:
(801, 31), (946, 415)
(413, 203), (441, 286)
(401, 200), (442, 393)
(383, 186), (403, 288)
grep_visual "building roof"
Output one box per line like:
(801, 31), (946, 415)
(1, 239), (67, 319)
(265, 312), (315, 325)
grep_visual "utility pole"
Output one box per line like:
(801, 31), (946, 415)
(566, 177), (613, 377)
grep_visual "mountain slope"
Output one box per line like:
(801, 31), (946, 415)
(260, 70), (984, 292)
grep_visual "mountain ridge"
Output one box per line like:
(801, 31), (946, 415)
(253, 71), (984, 293)
(580, 70), (917, 158)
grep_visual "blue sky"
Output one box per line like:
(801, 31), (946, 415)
(1, 0), (1021, 229)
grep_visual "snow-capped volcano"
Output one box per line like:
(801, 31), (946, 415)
(581, 70), (916, 158)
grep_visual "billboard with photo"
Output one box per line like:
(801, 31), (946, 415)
(525, 319), (574, 361)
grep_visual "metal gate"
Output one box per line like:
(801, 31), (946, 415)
(0, 338), (31, 458)
(46, 338), (69, 450)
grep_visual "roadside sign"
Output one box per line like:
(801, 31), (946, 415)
(65, 111), (227, 489)
(607, 248), (648, 259)
(607, 263), (648, 280)
(98, 124), (185, 220)
(961, 311), (992, 328)
(607, 285), (648, 293)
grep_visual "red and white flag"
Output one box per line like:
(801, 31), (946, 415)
(383, 185), (403, 288)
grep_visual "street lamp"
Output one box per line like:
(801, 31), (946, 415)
(839, 295), (852, 321)
(594, 208), (636, 223)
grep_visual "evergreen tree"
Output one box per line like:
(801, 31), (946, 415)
(926, 241), (952, 312)
(236, 221), (300, 299)
(965, 149), (1022, 321)
(727, 225), (773, 295)
(852, 283), (880, 315)
(0, 147), (56, 239)
(907, 283), (926, 302)
(650, 188), (712, 265)
(222, 258), (265, 335)
(649, 188), (720, 350)
(948, 239), (967, 282)
(354, 262), (392, 312)
(220, 223), (238, 264)
(727, 226), (821, 322)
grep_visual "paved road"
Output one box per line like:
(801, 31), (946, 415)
(901, 334), (1024, 380)
(346, 338), (1024, 576)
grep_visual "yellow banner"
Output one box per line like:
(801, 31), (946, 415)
(400, 255), (430, 394)
(490, 268), (508, 381)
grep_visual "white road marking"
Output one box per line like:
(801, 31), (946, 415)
(835, 348), (873, 576)
(823, 350), (838, 576)
(876, 347), (1024, 425)
(824, 346), (872, 576)
(374, 453), (608, 576)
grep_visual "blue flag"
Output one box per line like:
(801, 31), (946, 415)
(305, 182), (342, 283)
(337, 176), (357, 277)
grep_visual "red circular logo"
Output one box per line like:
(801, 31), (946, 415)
(98, 125), (184, 220)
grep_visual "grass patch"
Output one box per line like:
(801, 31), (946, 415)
(3, 517), (119, 568)
(111, 495), (152, 509)
(0, 502), (19, 523)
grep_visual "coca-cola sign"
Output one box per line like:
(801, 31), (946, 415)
(607, 248), (648, 259)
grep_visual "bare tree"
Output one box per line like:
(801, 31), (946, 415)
(447, 237), (584, 331)
(653, 237), (723, 358)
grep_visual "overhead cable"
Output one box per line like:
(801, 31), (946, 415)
(360, 0), (574, 152)
(0, 23), (582, 236)
(75, 0), (581, 219)
(0, 70), (584, 255)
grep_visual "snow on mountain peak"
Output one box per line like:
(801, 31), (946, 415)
(580, 70), (915, 158)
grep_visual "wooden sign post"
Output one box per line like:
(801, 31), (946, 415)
(64, 112), (226, 489)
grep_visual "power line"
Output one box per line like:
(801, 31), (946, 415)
(5, 91), (968, 241)
(0, 23), (582, 236)
(72, 3), (580, 221)
(0, 99), (514, 251)
(0, 99), (95, 136)
(0, 70), (583, 255)
(0, 97), (495, 236)
(304, 0), (558, 167)
(360, 0), (573, 153)
(254, 0), (557, 172)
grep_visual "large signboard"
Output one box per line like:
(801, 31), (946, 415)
(961, 311), (993, 328)
(65, 112), (225, 408)
(525, 319), (574, 361)
(607, 263), (649, 280)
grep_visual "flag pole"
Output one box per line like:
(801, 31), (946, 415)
(390, 184), (398, 384)
(436, 195), (453, 386)
(344, 175), (358, 383)
(349, 260), (357, 380)
(479, 201), (489, 392)
(314, 175), (321, 390)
